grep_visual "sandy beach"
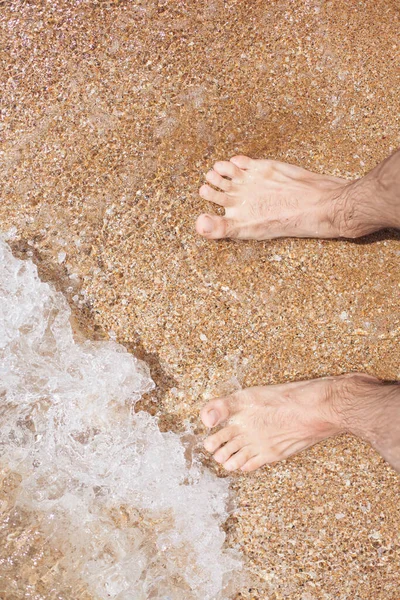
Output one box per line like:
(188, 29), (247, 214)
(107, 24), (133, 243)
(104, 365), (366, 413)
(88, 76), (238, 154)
(1, 1), (399, 598)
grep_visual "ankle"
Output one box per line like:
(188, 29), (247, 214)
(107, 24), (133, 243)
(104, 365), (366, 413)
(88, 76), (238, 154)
(372, 150), (400, 229)
(330, 374), (399, 442)
(333, 151), (400, 237)
(332, 177), (386, 238)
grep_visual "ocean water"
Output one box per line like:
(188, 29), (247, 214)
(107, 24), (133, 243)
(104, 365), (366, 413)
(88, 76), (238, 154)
(0, 237), (242, 599)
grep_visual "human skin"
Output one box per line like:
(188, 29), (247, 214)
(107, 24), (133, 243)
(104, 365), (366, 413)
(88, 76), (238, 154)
(197, 150), (400, 473)
(196, 149), (400, 240)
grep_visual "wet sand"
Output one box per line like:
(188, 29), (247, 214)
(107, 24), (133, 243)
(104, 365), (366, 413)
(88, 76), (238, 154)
(1, 1), (399, 598)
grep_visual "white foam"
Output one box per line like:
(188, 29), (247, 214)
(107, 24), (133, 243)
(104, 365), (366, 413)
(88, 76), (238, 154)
(0, 237), (242, 599)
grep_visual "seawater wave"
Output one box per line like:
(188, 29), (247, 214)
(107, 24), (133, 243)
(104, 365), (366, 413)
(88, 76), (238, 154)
(0, 237), (242, 599)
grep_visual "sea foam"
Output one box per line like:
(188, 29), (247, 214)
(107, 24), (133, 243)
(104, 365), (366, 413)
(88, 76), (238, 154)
(0, 237), (242, 599)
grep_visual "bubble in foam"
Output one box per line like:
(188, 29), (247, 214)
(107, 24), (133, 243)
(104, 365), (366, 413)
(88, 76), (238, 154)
(0, 237), (243, 599)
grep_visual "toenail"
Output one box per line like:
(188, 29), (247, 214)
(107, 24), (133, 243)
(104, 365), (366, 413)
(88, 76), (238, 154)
(204, 439), (213, 451)
(202, 216), (214, 234)
(207, 409), (218, 426)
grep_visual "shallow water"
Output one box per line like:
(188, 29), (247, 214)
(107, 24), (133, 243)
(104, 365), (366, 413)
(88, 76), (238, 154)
(0, 236), (242, 599)
(2, 1), (400, 597)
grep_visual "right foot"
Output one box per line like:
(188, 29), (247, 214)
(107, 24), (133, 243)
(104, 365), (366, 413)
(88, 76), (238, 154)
(196, 155), (351, 240)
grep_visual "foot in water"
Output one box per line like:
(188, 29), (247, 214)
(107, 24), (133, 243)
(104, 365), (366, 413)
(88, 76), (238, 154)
(196, 155), (351, 240)
(200, 374), (379, 472)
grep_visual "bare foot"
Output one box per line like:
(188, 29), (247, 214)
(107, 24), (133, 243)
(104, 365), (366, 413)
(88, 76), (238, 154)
(196, 155), (350, 240)
(200, 374), (379, 472)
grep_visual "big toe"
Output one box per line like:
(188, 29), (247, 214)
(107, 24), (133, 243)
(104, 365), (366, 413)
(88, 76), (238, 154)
(195, 214), (234, 239)
(230, 155), (254, 170)
(200, 398), (230, 428)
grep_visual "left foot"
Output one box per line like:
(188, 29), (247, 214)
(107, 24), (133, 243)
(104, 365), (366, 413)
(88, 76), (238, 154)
(200, 375), (378, 472)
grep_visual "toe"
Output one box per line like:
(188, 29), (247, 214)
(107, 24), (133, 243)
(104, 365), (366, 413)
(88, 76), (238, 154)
(195, 214), (236, 239)
(230, 155), (254, 170)
(213, 160), (243, 180)
(240, 455), (266, 472)
(223, 446), (255, 471)
(205, 170), (234, 194)
(203, 426), (236, 454)
(200, 398), (231, 428)
(213, 437), (246, 464)
(199, 183), (230, 207)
